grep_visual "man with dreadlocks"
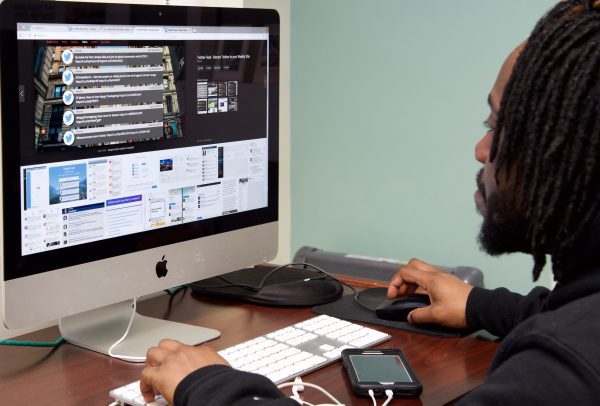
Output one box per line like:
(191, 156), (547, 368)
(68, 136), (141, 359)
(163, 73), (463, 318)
(389, 0), (600, 402)
(138, 1), (600, 404)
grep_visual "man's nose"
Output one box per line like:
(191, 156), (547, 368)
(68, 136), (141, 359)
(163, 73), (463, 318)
(475, 133), (492, 163)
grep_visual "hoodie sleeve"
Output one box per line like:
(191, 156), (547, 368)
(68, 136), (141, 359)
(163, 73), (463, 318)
(465, 286), (550, 337)
(174, 364), (298, 406)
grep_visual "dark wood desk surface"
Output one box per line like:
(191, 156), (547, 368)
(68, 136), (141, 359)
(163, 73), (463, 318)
(0, 286), (498, 406)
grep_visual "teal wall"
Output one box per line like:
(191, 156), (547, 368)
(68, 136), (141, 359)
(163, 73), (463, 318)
(291, 0), (557, 294)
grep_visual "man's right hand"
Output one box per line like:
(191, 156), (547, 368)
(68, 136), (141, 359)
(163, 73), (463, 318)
(387, 258), (473, 328)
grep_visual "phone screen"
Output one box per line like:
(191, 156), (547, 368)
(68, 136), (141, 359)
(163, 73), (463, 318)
(349, 354), (413, 383)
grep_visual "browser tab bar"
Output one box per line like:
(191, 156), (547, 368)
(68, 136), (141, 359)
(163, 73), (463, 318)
(17, 23), (268, 41)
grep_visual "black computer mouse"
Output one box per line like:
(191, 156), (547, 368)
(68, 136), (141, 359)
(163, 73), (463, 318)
(375, 294), (431, 322)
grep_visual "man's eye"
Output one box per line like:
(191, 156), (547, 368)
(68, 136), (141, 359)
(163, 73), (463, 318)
(483, 121), (495, 133)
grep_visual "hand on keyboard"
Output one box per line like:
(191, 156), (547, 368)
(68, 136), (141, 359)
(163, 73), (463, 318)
(139, 339), (229, 405)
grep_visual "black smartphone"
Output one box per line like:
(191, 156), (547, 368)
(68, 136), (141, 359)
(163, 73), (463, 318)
(341, 348), (422, 397)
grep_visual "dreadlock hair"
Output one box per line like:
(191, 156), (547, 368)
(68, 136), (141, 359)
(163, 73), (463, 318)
(491, 0), (600, 282)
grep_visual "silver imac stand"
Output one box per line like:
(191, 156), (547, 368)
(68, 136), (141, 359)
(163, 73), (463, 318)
(59, 300), (220, 362)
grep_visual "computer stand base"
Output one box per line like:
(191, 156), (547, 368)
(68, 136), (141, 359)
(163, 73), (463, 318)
(59, 300), (220, 362)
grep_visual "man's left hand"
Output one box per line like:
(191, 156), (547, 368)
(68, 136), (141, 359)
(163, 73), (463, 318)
(140, 339), (230, 404)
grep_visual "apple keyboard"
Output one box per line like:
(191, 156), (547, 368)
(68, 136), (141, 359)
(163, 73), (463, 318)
(109, 315), (390, 405)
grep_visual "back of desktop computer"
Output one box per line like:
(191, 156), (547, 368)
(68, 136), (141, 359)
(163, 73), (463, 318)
(0, 0), (279, 360)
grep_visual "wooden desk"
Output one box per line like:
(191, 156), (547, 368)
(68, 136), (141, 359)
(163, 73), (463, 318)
(0, 287), (498, 405)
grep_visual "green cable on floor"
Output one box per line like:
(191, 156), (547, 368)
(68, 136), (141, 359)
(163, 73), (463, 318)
(0, 337), (65, 347)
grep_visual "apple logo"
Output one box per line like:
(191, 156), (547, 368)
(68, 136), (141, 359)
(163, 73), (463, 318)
(156, 255), (168, 278)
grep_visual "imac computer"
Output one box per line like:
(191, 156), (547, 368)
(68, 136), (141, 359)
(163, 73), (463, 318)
(0, 0), (279, 361)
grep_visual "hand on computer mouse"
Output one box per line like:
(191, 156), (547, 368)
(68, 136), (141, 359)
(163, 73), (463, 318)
(375, 294), (431, 322)
(140, 339), (229, 404)
(387, 258), (473, 328)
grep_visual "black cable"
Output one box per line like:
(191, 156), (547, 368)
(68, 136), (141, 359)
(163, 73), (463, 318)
(286, 263), (373, 312)
(290, 263), (377, 312)
(353, 290), (378, 312)
(193, 262), (377, 312)
(192, 262), (328, 291)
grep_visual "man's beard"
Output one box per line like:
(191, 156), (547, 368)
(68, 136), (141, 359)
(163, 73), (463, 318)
(476, 170), (530, 255)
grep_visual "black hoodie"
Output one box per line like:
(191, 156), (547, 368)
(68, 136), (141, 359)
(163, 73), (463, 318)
(175, 222), (600, 405)
(459, 219), (600, 405)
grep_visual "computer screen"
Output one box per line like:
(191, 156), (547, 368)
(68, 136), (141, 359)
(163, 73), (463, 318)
(1, 0), (279, 358)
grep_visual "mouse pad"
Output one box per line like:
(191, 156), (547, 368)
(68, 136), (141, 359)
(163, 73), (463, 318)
(312, 288), (464, 338)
